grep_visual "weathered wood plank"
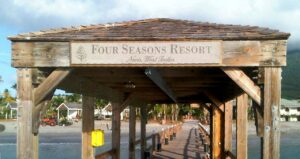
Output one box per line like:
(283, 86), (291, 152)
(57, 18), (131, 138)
(34, 68), (71, 105)
(236, 93), (248, 159)
(17, 68), (34, 159)
(12, 42), (70, 67)
(263, 67), (281, 159)
(223, 40), (287, 66)
(129, 106), (136, 159)
(82, 96), (95, 159)
(11, 40), (287, 67)
(112, 102), (121, 159)
(222, 68), (261, 105)
(224, 100), (233, 154)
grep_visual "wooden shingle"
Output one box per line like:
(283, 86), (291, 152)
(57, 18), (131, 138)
(8, 18), (290, 41)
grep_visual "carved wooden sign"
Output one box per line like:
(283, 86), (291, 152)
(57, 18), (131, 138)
(71, 41), (222, 65)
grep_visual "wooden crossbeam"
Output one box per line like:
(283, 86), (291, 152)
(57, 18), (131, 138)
(120, 93), (134, 111)
(222, 68), (261, 105)
(203, 91), (224, 111)
(145, 68), (177, 102)
(34, 68), (71, 105)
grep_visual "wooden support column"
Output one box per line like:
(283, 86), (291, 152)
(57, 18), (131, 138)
(263, 67), (281, 159)
(224, 100), (233, 156)
(140, 106), (147, 159)
(129, 106), (136, 159)
(210, 104), (223, 159)
(17, 68), (34, 159)
(236, 93), (248, 159)
(82, 96), (95, 159)
(112, 102), (121, 159)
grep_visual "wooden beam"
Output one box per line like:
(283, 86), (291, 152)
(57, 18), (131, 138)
(263, 67), (281, 159)
(140, 106), (147, 159)
(17, 68), (34, 159)
(236, 93), (248, 159)
(129, 106), (136, 159)
(222, 68), (261, 105)
(253, 101), (264, 137)
(32, 91), (54, 134)
(120, 93), (134, 111)
(224, 100), (233, 154)
(82, 96), (95, 159)
(112, 102), (121, 159)
(34, 68), (71, 105)
(204, 91), (224, 111)
(145, 68), (177, 102)
(11, 40), (287, 67)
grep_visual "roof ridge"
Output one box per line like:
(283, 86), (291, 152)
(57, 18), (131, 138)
(11, 18), (177, 38)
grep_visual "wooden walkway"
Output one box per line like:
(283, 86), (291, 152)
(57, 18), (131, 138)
(153, 120), (206, 159)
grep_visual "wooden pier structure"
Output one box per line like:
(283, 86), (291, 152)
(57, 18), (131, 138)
(8, 18), (290, 159)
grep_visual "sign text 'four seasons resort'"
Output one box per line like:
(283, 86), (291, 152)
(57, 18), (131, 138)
(71, 41), (222, 65)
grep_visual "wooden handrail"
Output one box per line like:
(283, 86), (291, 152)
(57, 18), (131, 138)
(94, 122), (183, 159)
(95, 149), (115, 159)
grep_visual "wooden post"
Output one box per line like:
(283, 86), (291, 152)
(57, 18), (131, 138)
(129, 106), (136, 159)
(112, 102), (121, 159)
(263, 67), (281, 159)
(17, 68), (34, 159)
(236, 93), (248, 159)
(211, 104), (223, 159)
(224, 100), (233, 155)
(82, 96), (95, 159)
(152, 133), (156, 152)
(140, 106), (147, 159)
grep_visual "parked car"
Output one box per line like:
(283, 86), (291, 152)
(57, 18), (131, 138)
(41, 117), (57, 126)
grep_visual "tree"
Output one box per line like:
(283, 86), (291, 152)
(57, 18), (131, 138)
(0, 76), (3, 83)
(11, 83), (17, 90)
(65, 93), (81, 103)
(50, 95), (65, 108)
(95, 98), (109, 109)
(2, 89), (15, 103)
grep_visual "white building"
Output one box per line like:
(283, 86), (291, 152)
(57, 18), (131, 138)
(280, 99), (300, 121)
(5, 102), (18, 119)
(56, 102), (82, 120)
(94, 103), (129, 120)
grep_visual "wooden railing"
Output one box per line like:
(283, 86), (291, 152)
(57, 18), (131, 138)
(95, 149), (116, 159)
(95, 122), (183, 159)
(198, 122), (211, 156)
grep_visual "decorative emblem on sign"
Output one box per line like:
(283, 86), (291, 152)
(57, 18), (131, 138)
(76, 46), (87, 61)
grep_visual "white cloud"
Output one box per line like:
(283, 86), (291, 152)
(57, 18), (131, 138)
(0, 0), (299, 48)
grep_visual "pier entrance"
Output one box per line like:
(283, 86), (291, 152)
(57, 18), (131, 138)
(8, 18), (290, 159)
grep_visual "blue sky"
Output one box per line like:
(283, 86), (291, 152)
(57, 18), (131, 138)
(0, 0), (299, 97)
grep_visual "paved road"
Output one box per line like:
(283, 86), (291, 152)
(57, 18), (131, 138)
(153, 120), (206, 159)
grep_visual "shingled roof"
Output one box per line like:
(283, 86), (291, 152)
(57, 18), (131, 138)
(8, 18), (290, 41)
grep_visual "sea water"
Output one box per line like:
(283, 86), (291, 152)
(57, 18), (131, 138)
(1, 131), (300, 159)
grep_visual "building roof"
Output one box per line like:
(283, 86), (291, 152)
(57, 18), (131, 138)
(281, 99), (300, 108)
(57, 102), (82, 110)
(8, 18), (290, 41)
(6, 102), (17, 109)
